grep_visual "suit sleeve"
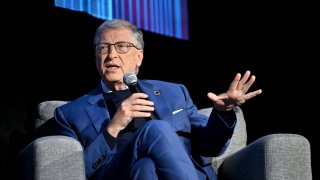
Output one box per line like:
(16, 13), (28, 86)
(178, 84), (236, 157)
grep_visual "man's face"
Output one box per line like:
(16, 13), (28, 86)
(95, 28), (143, 88)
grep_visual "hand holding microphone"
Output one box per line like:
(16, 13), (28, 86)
(123, 72), (158, 120)
(106, 73), (156, 137)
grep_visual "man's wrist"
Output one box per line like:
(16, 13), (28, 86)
(106, 125), (121, 138)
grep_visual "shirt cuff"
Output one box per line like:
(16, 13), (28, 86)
(103, 130), (117, 150)
(216, 110), (236, 127)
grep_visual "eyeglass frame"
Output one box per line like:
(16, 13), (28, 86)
(95, 41), (140, 55)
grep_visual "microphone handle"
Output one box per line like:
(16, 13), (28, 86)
(128, 83), (143, 94)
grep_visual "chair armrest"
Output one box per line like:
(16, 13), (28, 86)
(218, 134), (312, 180)
(199, 106), (247, 172)
(16, 135), (85, 180)
(210, 106), (247, 172)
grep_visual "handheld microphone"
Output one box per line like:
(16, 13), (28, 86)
(123, 72), (158, 120)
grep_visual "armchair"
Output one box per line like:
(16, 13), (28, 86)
(16, 101), (312, 180)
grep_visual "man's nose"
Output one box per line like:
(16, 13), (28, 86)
(107, 44), (118, 57)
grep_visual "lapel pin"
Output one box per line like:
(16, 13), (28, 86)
(153, 90), (160, 95)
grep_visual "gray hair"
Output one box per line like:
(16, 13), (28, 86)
(94, 19), (144, 49)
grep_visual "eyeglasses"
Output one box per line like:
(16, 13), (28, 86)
(95, 41), (140, 54)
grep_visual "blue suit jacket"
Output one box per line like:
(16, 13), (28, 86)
(37, 80), (235, 179)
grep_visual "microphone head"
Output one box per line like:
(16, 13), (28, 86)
(123, 72), (138, 86)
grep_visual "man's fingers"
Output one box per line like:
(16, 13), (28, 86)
(131, 105), (155, 112)
(244, 89), (262, 100)
(237, 70), (250, 90)
(243, 75), (256, 92)
(132, 99), (154, 106)
(207, 92), (218, 102)
(229, 73), (241, 91)
(131, 93), (149, 99)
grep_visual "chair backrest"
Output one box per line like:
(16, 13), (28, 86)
(35, 100), (69, 128)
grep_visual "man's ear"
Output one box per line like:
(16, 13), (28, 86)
(136, 49), (144, 66)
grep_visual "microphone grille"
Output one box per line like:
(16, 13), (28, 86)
(123, 72), (138, 85)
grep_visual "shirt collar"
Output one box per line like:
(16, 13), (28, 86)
(100, 79), (112, 93)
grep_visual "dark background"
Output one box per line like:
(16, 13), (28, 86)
(1, 0), (317, 178)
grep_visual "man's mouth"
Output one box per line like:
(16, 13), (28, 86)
(105, 63), (120, 70)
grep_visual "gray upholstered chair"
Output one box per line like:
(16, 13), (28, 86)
(16, 100), (313, 180)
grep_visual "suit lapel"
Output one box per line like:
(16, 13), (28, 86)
(139, 81), (173, 123)
(86, 91), (111, 133)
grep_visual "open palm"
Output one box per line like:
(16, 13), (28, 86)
(207, 71), (262, 111)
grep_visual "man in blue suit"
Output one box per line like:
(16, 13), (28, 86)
(37, 19), (262, 179)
